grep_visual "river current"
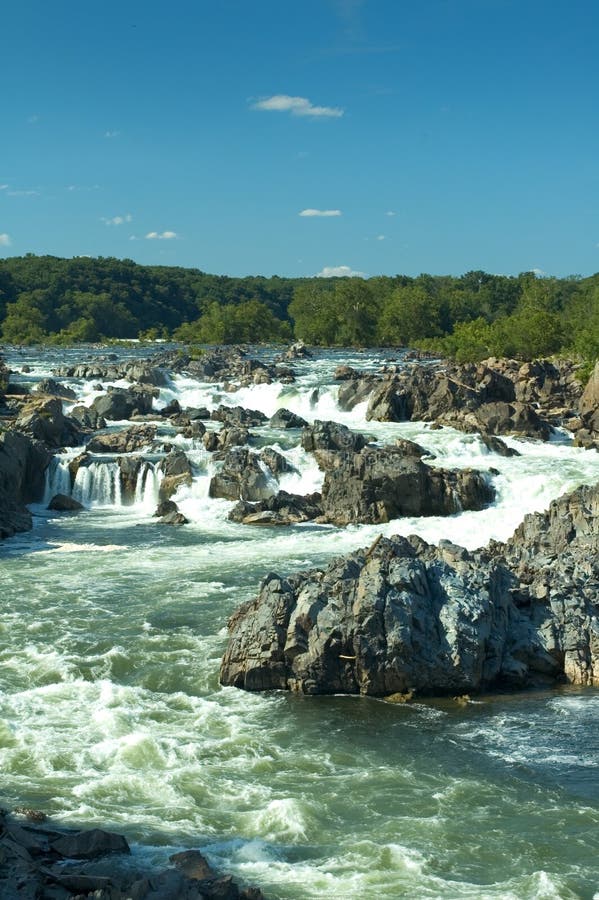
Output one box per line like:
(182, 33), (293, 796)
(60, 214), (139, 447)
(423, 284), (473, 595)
(1, 345), (599, 899)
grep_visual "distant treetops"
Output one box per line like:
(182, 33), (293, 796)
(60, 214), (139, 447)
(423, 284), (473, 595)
(0, 255), (598, 369)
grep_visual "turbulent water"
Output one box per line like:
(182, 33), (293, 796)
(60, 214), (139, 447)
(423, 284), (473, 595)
(2, 345), (599, 900)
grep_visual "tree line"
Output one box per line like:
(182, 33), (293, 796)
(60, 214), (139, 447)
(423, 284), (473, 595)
(1, 254), (598, 368)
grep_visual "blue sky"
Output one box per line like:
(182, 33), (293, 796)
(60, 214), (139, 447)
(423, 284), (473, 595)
(1, 0), (598, 278)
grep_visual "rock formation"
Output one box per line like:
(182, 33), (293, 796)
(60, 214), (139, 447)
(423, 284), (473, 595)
(220, 480), (599, 696)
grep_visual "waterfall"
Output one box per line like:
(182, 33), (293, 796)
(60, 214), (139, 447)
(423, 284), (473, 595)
(134, 461), (162, 509)
(72, 462), (122, 507)
(44, 457), (73, 503)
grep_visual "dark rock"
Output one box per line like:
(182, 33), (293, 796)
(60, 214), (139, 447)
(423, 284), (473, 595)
(15, 397), (83, 448)
(118, 456), (144, 501)
(337, 375), (378, 411)
(91, 385), (157, 421)
(47, 493), (84, 512)
(301, 420), (368, 457)
(159, 510), (190, 525)
(211, 405), (268, 427)
(276, 340), (312, 361)
(0, 430), (52, 538)
(158, 450), (193, 500)
(228, 491), (323, 525)
(209, 448), (276, 502)
(50, 828), (130, 859)
(269, 408), (308, 429)
(259, 447), (293, 476)
(480, 433), (520, 457)
(320, 445), (495, 526)
(154, 499), (179, 517)
(87, 424), (157, 454)
(69, 404), (106, 430)
(33, 378), (77, 401)
(161, 398), (181, 416)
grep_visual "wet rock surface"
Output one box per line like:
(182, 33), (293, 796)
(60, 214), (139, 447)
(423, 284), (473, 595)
(0, 429), (52, 538)
(220, 480), (599, 696)
(0, 809), (265, 899)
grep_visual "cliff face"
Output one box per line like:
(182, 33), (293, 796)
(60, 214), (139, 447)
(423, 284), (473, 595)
(220, 481), (599, 696)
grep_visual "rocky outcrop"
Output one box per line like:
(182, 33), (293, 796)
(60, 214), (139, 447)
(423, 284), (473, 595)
(15, 397), (84, 448)
(33, 378), (77, 401)
(220, 480), (599, 696)
(53, 359), (169, 387)
(184, 346), (292, 386)
(158, 449), (193, 500)
(90, 386), (157, 421)
(153, 498), (189, 525)
(276, 340), (312, 362)
(211, 405), (268, 427)
(0, 807), (265, 899)
(269, 408), (308, 429)
(86, 425), (157, 454)
(228, 491), (323, 525)
(576, 360), (599, 446)
(0, 429), (52, 538)
(203, 426), (250, 452)
(209, 448), (276, 502)
(319, 446), (495, 525)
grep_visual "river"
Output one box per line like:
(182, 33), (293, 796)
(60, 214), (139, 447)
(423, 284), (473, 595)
(1, 345), (598, 899)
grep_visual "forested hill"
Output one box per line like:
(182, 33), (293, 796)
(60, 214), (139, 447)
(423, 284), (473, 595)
(1, 254), (599, 366)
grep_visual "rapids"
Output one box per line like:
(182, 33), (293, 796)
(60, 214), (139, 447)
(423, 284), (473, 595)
(1, 345), (599, 899)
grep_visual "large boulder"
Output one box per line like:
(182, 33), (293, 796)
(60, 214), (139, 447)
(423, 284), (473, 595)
(228, 491), (323, 525)
(579, 360), (599, 436)
(158, 449), (193, 500)
(86, 424), (156, 454)
(32, 378), (77, 401)
(320, 446), (495, 526)
(269, 408), (308, 429)
(15, 397), (83, 448)
(90, 385), (156, 421)
(220, 479), (599, 695)
(211, 405), (268, 427)
(0, 430), (52, 538)
(209, 448), (276, 502)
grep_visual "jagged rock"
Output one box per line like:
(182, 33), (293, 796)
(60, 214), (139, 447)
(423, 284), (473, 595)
(471, 401), (550, 440)
(259, 447), (293, 476)
(0, 430), (52, 538)
(87, 424), (157, 454)
(161, 398), (181, 416)
(337, 374), (378, 411)
(91, 385), (157, 421)
(211, 405), (268, 427)
(228, 491), (323, 525)
(32, 377), (77, 401)
(15, 397), (83, 447)
(221, 480), (599, 696)
(480, 433), (520, 456)
(69, 404), (106, 430)
(579, 360), (599, 437)
(269, 408), (308, 429)
(301, 420), (368, 457)
(320, 445), (495, 525)
(53, 359), (168, 386)
(158, 450), (193, 500)
(159, 510), (190, 525)
(209, 448), (276, 502)
(47, 493), (84, 512)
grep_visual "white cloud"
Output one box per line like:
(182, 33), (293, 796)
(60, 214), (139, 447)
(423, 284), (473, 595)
(7, 189), (39, 197)
(532, 267), (545, 276)
(385, 210), (396, 216)
(317, 265), (366, 278)
(0, 184), (8, 191)
(101, 214), (132, 226)
(145, 230), (178, 240)
(376, 234), (386, 240)
(27, 115), (39, 124)
(0, 233), (12, 247)
(252, 95), (344, 118)
(299, 208), (342, 217)
(104, 130), (120, 138)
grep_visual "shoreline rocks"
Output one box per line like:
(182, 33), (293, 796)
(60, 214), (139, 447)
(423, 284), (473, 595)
(0, 807), (265, 899)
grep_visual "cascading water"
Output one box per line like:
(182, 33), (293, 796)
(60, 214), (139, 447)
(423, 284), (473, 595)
(3, 344), (599, 900)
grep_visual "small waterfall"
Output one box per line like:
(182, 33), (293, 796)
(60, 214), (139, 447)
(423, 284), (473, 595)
(44, 457), (73, 503)
(73, 462), (122, 507)
(134, 462), (162, 509)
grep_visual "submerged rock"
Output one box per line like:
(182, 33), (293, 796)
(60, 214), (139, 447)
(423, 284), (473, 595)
(220, 480), (599, 696)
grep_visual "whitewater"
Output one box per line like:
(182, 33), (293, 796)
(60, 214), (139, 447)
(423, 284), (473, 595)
(1, 345), (598, 899)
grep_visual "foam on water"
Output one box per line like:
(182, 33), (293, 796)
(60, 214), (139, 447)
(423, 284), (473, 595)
(3, 346), (599, 899)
